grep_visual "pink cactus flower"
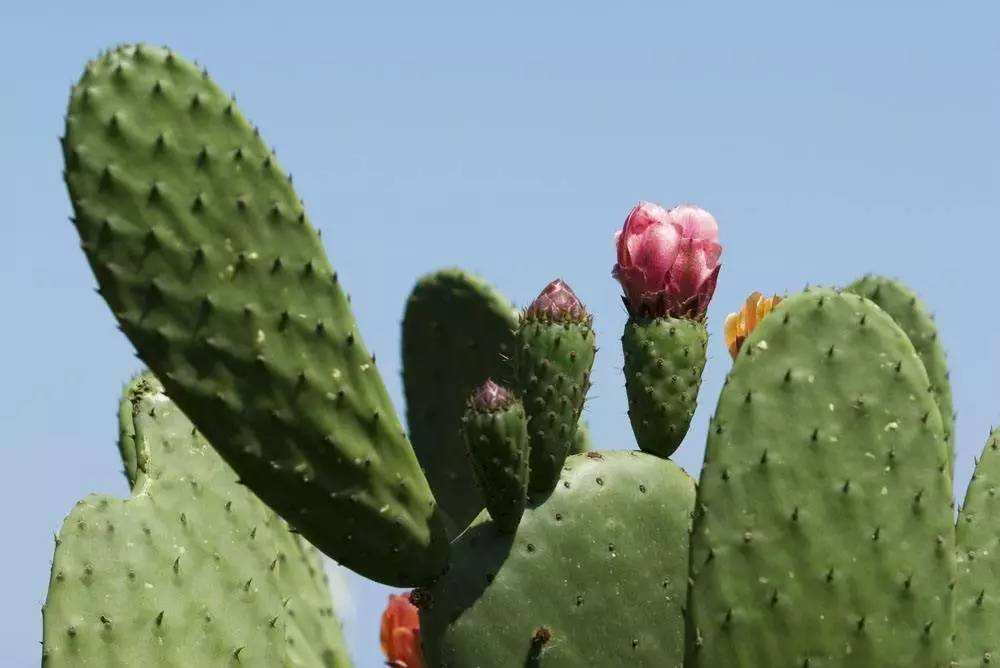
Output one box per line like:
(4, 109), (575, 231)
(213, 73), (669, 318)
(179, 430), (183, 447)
(469, 379), (514, 412)
(613, 201), (722, 319)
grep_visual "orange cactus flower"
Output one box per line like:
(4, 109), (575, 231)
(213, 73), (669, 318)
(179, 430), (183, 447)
(724, 292), (783, 359)
(380, 592), (424, 668)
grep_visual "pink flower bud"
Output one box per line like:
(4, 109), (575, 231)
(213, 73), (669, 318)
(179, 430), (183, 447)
(469, 379), (514, 412)
(612, 201), (722, 319)
(523, 279), (588, 323)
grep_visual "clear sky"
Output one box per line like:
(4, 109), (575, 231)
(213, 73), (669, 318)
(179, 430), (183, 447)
(3, 2), (998, 665)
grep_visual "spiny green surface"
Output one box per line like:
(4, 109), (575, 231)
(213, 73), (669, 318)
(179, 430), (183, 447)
(42, 374), (351, 667)
(847, 275), (955, 471)
(622, 317), (707, 457)
(569, 420), (592, 455)
(421, 451), (695, 667)
(402, 269), (518, 532)
(954, 428), (1000, 667)
(462, 396), (529, 533)
(514, 318), (595, 498)
(63, 44), (447, 586)
(687, 289), (954, 667)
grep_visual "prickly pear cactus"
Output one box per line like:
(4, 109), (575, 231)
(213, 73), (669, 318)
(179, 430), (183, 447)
(42, 373), (351, 666)
(847, 275), (955, 467)
(403, 269), (519, 533)
(420, 451), (695, 667)
(622, 316), (707, 457)
(687, 289), (954, 667)
(514, 280), (595, 497)
(62, 44), (447, 586)
(954, 428), (1000, 667)
(461, 381), (530, 534)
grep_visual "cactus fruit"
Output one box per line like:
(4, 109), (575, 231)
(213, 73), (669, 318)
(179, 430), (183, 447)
(688, 289), (954, 667)
(514, 279), (596, 497)
(622, 317), (708, 457)
(615, 202), (721, 457)
(402, 269), (519, 533)
(42, 373), (350, 666)
(461, 380), (530, 534)
(847, 275), (956, 468)
(954, 429), (1000, 666)
(419, 451), (695, 667)
(62, 44), (447, 586)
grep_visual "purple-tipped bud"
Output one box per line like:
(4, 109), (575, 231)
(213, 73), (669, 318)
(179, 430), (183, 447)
(469, 379), (515, 412)
(523, 279), (588, 322)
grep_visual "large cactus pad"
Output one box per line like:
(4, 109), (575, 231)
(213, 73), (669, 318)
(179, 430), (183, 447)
(847, 275), (955, 468)
(42, 374), (351, 666)
(402, 269), (518, 532)
(421, 451), (694, 667)
(688, 289), (953, 667)
(954, 428), (1000, 666)
(62, 44), (447, 585)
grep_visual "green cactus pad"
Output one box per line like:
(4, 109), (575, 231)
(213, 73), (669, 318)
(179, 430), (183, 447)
(847, 275), (955, 468)
(402, 269), (518, 532)
(954, 428), (1000, 667)
(421, 451), (695, 667)
(569, 420), (593, 455)
(515, 316), (595, 498)
(42, 374), (351, 667)
(63, 44), (447, 585)
(687, 289), (953, 667)
(462, 392), (529, 534)
(622, 317), (707, 458)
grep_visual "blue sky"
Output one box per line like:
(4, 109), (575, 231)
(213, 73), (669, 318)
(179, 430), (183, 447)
(3, 2), (998, 665)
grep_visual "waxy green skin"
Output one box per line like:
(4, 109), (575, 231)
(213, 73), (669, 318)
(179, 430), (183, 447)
(64, 44), (447, 586)
(421, 451), (695, 668)
(403, 269), (519, 533)
(56, 43), (1000, 668)
(43, 374), (351, 667)
(954, 428), (1000, 667)
(462, 396), (530, 534)
(514, 316), (596, 498)
(847, 275), (955, 472)
(687, 289), (953, 667)
(622, 316), (707, 458)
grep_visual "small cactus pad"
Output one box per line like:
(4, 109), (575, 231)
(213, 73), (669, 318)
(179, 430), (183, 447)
(462, 381), (530, 533)
(954, 428), (1000, 666)
(402, 269), (518, 533)
(63, 45), (447, 585)
(42, 374), (351, 667)
(847, 275), (955, 468)
(515, 280), (595, 497)
(569, 420), (593, 455)
(687, 289), (953, 667)
(622, 316), (708, 457)
(420, 451), (695, 667)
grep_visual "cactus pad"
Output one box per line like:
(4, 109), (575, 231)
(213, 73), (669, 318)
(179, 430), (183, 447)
(42, 374), (351, 666)
(402, 269), (518, 532)
(421, 451), (695, 667)
(847, 275), (955, 467)
(954, 428), (1000, 667)
(62, 44), (447, 585)
(462, 382), (530, 533)
(688, 289), (953, 667)
(622, 316), (707, 457)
